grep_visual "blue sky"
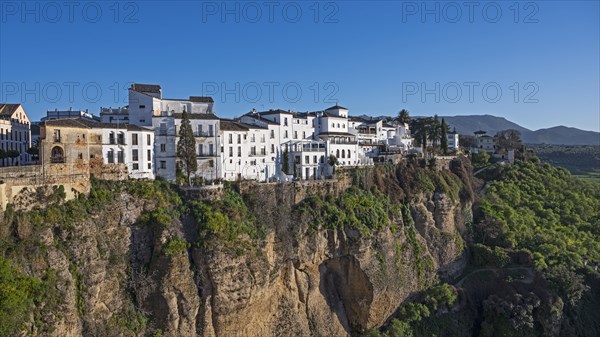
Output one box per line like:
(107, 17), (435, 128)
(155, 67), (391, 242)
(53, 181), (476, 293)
(1, 0), (598, 132)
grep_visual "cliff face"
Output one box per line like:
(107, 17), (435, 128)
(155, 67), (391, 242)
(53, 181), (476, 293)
(1, 159), (475, 337)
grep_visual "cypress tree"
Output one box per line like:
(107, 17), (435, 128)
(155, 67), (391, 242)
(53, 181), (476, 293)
(176, 109), (198, 186)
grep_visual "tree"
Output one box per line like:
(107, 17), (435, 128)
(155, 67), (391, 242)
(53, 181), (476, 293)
(472, 151), (490, 169)
(328, 154), (339, 176)
(410, 117), (433, 151)
(282, 148), (290, 175)
(176, 109), (197, 186)
(398, 109), (410, 124)
(428, 115), (441, 148)
(495, 129), (523, 153)
(440, 118), (449, 154)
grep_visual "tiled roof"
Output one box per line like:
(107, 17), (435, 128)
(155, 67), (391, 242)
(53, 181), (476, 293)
(172, 113), (219, 120)
(130, 83), (161, 94)
(0, 104), (21, 116)
(256, 109), (294, 115)
(44, 118), (149, 131)
(322, 111), (347, 119)
(220, 120), (249, 131)
(325, 104), (348, 111)
(242, 113), (279, 125)
(189, 96), (214, 103)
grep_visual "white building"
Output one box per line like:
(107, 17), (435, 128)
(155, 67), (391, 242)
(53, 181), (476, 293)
(446, 132), (459, 151)
(473, 131), (495, 153)
(127, 83), (215, 127)
(100, 123), (155, 179)
(100, 106), (129, 124)
(220, 119), (274, 182)
(153, 112), (221, 183)
(0, 103), (32, 166)
(283, 140), (328, 180)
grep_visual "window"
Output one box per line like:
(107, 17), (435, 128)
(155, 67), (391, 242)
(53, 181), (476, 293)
(147, 134), (151, 145)
(284, 130), (288, 139)
(208, 125), (214, 136)
(53, 130), (61, 142)
(271, 144), (275, 154)
(132, 150), (138, 161)
(198, 124), (203, 136)
(229, 134), (233, 143)
(139, 105), (145, 109)
(209, 144), (214, 156)
(160, 144), (166, 152)
(237, 134), (241, 144)
(132, 133), (138, 145)
(303, 132), (306, 139)
(314, 155), (317, 164)
(117, 150), (125, 163)
(147, 149), (151, 161)
(117, 132), (125, 145)
(159, 123), (167, 135)
(109, 132), (115, 144)
(305, 156), (309, 164)
(148, 163), (151, 169)
(260, 147), (266, 155)
(250, 146), (256, 156)
(270, 130), (275, 139)
(198, 144), (204, 156)
(160, 161), (166, 169)
(294, 131), (298, 139)
(107, 150), (114, 163)
(284, 118), (288, 126)
(229, 146), (233, 157)
(237, 147), (241, 157)
(133, 163), (139, 170)
(78, 153), (83, 159)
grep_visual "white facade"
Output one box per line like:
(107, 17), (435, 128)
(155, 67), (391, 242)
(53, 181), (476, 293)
(100, 125), (155, 179)
(153, 113), (221, 183)
(100, 106), (129, 124)
(447, 133), (459, 151)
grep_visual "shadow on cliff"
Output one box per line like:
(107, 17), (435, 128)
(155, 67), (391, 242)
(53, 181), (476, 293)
(320, 255), (374, 335)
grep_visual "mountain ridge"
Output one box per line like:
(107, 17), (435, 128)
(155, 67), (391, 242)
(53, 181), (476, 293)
(358, 114), (599, 145)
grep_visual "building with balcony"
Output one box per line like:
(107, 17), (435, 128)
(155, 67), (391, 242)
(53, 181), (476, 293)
(41, 118), (154, 179)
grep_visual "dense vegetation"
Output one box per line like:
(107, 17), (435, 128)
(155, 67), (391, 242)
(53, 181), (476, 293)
(367, 159), (600, 337)
(527, 144), (599, 178)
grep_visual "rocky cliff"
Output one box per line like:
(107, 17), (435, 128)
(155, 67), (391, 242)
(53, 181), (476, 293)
(0, 158), (476, 337)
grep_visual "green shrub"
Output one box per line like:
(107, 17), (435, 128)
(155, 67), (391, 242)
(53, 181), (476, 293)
(472, 244), (510, 268)
(163, 238), (190, 256)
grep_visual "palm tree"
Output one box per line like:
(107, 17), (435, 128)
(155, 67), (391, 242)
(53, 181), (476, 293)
(398, 109), (410, 124)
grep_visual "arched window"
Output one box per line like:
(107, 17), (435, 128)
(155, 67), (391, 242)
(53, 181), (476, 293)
(342, 150), (345, 158)
(336, 149), (340, 158)
(50, 146), (64, 163)
(347, 149), (351, 158)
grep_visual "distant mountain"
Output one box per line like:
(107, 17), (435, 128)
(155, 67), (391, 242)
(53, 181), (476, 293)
(352, 114), (598, 145)
(523, 126), (600, 146)
(440, 115), (530, 136)
(424, 115), (598, 146)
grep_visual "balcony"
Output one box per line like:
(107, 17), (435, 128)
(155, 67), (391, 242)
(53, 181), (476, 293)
(198, 152), (217, 158)
(195, 131), (214, 137)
